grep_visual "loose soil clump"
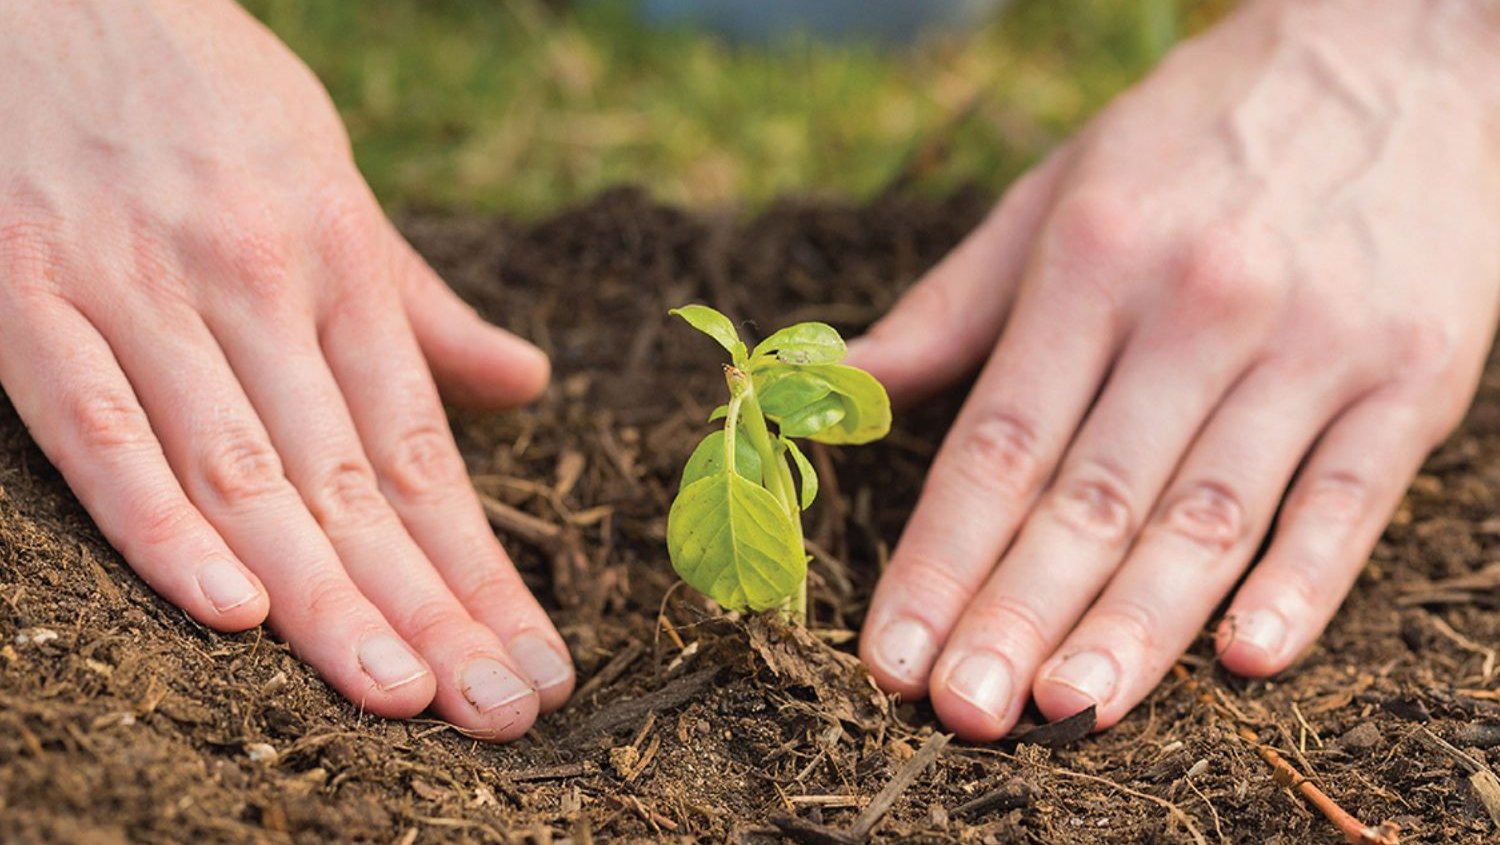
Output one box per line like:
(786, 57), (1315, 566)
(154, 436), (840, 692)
(2, 189), (1498, 844)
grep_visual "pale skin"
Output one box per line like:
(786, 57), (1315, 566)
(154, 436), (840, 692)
(1, 0), (1495, 744)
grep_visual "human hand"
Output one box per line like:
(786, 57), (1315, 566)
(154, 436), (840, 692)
(0, 0), (572, 739)
(852, 0), (1500, 739)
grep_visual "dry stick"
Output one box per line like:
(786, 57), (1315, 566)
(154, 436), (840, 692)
(572, 666), (718, 742)
(570, 641), (647, 708)
(506, 760), (598, 782)
(1171, 664), (1400, 845)
(476, 491), (590, 607)
(849, 732), (951, 841)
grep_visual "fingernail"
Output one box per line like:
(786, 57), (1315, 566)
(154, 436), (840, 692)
(1043, 650), (1119, 706)
(508, 633), (572, 691)
(461, 657), (535, 714)
(358, 634), (429, 691)
(945, 651), (1013, 720)
(198, 557), (259, 612)
(871, 618), (936, 685)
(1228, 609), (1286, 657)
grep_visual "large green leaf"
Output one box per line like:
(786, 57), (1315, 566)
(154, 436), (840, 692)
(797, 364), (891, 445)
(669, 305), (747, 363)
(750, 321), (846, 365)
(667, 471), (805, 611)
(680, 429), (762, 491)
(777, 395), (847, 439)
(756, 369), (832, 418)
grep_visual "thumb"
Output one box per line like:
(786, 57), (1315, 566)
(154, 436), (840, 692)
(395, 238), (551, 410)
(845, 147), (1070, 406)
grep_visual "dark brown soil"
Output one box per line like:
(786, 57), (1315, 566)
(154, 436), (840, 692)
(2, 189), (1498, 845)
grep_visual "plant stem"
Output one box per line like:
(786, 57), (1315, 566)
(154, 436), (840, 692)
(739, 392), (808, 625)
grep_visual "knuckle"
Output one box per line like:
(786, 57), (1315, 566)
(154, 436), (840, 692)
(299, 574), (361, 623)
(1045, 190), (1141, 265)
(205, 215), (295, 308)
(886, 546), (979, 610)
(310, 193), (382, 281)
(1157, 480), (1247, 553)
(132, 498), (201, 551)
(398, 597), (465, 647)
(1174, 229), (1278, 317)
(1290, 470), (1368, 527)
(945, 409), (1043, 502)
(383, 423), (464, 503)
(453, 563), (519, 610)
(199, 427), (286, 507)
(968, 594), (1051, 654)
(1047, 461), (1137, 545)
(1390, 317), (1460, 382)
(306, 459), (387, 528)
(70, 391), (153, 454)
(0, 213), (60, 280)
(1087, 598), (1159, 655)
(122, 222), (189, 305)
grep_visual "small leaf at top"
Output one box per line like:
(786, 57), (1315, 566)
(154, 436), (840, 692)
(776, 395), (847, 439)
(751, 321), (846, 366)
(667, 471), (806, 611)
(707, 404), (729, 423)
(670, 305), (747, 363)
(756, 370), (832, 418)
(781, 437), (818, 509)
(680, 429), (762, 491)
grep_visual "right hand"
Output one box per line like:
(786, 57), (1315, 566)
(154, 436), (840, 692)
(0, 0), (572, 739)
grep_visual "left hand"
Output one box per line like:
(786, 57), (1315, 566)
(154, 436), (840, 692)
(851, 0), (1500, 739)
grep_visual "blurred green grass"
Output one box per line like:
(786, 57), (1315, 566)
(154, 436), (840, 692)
(244, 0), (1229, 216)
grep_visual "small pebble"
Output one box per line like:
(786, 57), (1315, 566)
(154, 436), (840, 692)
(14, 628), (58, 647)
(1338, 722), (1383, 756)
(245, 742), (278, 765)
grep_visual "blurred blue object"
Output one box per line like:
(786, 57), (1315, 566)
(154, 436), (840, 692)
(637, 0), (1009, 44)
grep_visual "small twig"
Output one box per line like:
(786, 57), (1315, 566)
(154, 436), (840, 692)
(1172, 665), (1400, 845)
(570, 641), (646, 707)
(608, 794), (677, 832)
(625, 733), (661, 784)
(1427, 615), (1497, 681)
(951, 778), (1031, 818)
(849, 732), (950, 840)
(572, 667), (718, 742)
(505, 760), (598, 782)
(768, 814), (858, 845)
(476, 491), (590, 607)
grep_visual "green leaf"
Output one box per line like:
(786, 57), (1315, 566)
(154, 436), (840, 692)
(751, 321), (846, 365)
(707, 404), (729, 423)
(667, 471), (805, 611)
(798, 364), (892, 445)
(776, 395), (847, 439)
(680, 429), (761, 491)
(781, 437), (818, 509)
(670, 305), (747, 363)
(756, 370), (832, 418)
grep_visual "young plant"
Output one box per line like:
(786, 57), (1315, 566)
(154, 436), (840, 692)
(666, 305), (891, 622)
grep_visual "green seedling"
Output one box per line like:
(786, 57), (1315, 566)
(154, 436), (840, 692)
(666, 305), (891, 622)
